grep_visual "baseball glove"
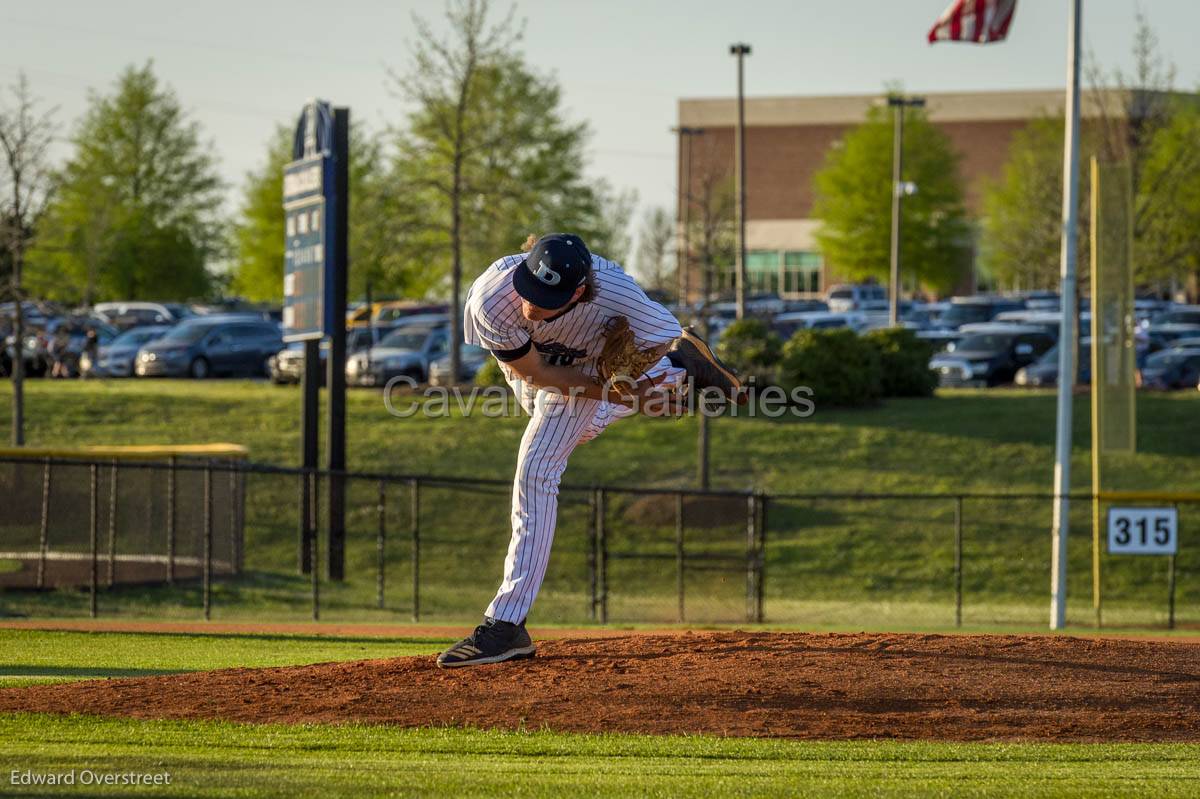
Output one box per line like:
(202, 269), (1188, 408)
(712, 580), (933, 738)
(596, 316), (663, 387)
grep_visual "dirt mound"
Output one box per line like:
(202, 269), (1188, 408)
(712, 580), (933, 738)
(622, 494), (748, 528)
(2, 631), (1198, 741)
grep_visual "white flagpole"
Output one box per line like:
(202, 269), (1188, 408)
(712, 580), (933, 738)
(1050, 0), (1082, 630)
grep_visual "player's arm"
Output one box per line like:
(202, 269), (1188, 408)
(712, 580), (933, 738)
(497, 345), (667, 406)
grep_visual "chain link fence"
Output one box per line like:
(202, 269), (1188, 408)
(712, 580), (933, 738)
(0, 455), (1193, 629)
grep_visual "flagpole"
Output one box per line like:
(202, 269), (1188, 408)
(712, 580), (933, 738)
(1050, 0), (1082, 631)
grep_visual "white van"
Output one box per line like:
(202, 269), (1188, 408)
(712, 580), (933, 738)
(825, 284), (888, 312)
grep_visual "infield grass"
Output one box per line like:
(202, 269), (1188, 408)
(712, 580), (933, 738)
(0, 629), (443, 688)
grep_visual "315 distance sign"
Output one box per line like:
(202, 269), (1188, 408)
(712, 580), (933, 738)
(1107, 506), (1178, 555)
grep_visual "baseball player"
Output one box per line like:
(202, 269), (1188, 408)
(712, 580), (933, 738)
(437, 233), (742, 668)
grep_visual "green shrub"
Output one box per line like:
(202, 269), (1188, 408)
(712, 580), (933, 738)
(473, 357), (508, 387)
(778, 328), (882, 408)
(715, 318), (783, 386)
(863, 327), (937, 397)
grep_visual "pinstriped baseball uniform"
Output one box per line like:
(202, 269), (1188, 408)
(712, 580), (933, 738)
(464, 252), (685, 623)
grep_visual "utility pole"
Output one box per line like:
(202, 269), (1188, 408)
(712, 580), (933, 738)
(672, 126), (704, 306)
(730, 43), (751, 320)
(887, 94), (925, 327)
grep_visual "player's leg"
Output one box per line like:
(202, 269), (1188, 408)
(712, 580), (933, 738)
(438, 388), (598, 668)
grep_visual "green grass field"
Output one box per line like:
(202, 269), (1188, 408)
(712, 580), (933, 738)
(0, 380), (1196, 629)
(0, 629), (1197, 797)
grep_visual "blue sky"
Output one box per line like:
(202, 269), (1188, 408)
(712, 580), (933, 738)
(3, 0), (1198, 249)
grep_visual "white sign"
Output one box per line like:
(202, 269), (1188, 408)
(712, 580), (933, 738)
(1107, 507), (1178, 555)
(282, 163), (322, 201)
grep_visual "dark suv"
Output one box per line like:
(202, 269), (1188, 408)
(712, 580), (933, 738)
(135, 315), (282, 378)
(929, 324), (1055, 387)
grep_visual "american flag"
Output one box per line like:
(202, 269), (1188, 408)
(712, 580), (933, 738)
(928, 0), (1017, 44)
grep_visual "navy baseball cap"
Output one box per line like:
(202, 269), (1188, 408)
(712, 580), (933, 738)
(513, 233), (592, 310)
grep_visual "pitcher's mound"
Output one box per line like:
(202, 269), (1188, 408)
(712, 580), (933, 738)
(2, 631), (1197, 741)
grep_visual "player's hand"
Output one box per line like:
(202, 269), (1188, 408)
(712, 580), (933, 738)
(606, 373), (685, 416)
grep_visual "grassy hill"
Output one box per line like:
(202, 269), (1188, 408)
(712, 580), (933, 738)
(0, 380), (1195, 629)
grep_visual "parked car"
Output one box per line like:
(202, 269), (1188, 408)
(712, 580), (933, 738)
(771, 311), (867, 339)
(135, 315), (282, 378)
(930, 324), (1055, 387)
(1014, 339), (1092, 387)
(1138, 348), (1200, 390)
(348, 301), (449, 327)
(345, 315), (450, 386)
(3, 327), (45, 376)
(1167, 336), (1200, 351)
(825, 283), (887, 313)
(1012, 290), (1061, 311)
(92, 301), (194, 330)
(269, 341), (326, 385)
(1147, 305), (1200, 328)
(428, 343), (491, 386)
(1145, 323), (1200, 349)
(268, 326), (394, 384)
(915, 329), (962, 354)
(780, 298), (829, 314)
(86, 324), (172, 378)
(992, 310), (1092, 342)
(1133, 297), (1169, 324)
(934, 296), (1025, 330)
(901, 302), (950, 329)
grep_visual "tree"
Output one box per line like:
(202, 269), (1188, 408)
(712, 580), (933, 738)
(26, 62), (223, 303)
(687, 135), (735, 307)
(1087, 10), (1200, 290)
(392, 0), (616, 379)
(230, 126), (290, 303)
(0, 73), (56, 446)
(979, 116), (1071, 290)
(978, 109), (1101, 292)
(1139, 105), (1200, 289)
(982, 11), (1200, 295)
(812, 102), (973, 295)
(584, 181), (636, 267)
(635, 205), (674, 294)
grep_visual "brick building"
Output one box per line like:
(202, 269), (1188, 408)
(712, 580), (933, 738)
(674, 89), (1118, 301)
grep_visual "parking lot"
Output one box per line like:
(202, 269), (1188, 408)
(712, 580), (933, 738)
(3, 287), (1199, 392)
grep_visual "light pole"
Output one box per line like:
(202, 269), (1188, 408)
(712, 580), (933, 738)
(730, 43), (751, 320)
(887, 94), (925, 327)
(672, 126), (705, 305)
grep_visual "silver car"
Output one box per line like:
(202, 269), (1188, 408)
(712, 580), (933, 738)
(345, 315), (449, 387)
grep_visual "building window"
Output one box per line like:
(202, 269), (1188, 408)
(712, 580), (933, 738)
(739, 250), (823, 296)
(746, 251), (781, 295)
(784, 251), (823, 295)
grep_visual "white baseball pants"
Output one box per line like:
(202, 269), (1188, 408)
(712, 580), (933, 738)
(485, 357), (685, 623)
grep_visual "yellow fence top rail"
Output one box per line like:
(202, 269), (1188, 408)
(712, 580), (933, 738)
(0, 444), (248, 461)
(1097, 490), (1200, 503)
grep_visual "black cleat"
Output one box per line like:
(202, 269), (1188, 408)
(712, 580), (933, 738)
(668, 327), (746, 404)
(436, 618), (536, 668)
